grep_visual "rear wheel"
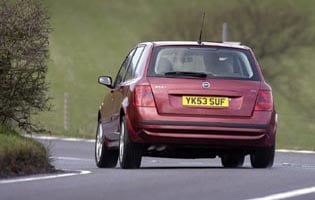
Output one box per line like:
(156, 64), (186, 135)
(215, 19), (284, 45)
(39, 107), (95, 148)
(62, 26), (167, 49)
(250, 146), (275, 168)
(221, 153), (245, 168)
(95, 121), (118, 168)
(119, 117), (142, 169)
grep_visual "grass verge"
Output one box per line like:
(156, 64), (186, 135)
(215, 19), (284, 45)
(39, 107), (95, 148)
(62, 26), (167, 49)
(0, 125), (54, 178)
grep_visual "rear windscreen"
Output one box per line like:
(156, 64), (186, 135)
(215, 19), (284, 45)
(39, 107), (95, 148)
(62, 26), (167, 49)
(148, 46), (260, 80)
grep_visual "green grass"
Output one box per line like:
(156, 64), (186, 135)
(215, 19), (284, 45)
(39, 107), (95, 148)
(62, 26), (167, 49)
(36, 0), (315, 150)
(0, 125), (53, 177)
(275, 94), (315, 151)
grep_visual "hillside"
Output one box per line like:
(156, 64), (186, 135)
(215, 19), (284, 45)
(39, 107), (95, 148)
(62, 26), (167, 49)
(37, 0), (315, 150)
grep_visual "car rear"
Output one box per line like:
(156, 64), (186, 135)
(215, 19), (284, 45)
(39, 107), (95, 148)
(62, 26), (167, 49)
(126, 42), (277, 167)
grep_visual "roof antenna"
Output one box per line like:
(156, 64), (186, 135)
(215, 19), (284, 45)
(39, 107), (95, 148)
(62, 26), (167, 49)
(198, 11), (206, 45)
(222, 22), (228, 42)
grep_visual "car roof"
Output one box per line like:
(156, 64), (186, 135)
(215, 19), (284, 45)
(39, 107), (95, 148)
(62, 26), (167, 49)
(139, 41), (250, 50)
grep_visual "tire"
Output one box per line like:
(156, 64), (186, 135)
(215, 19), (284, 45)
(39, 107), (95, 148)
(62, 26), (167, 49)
(250, 146), (275, 168)
(119, 117), (142, 169)
(221, 153), (245, 168)
(95, 121), (118, 168)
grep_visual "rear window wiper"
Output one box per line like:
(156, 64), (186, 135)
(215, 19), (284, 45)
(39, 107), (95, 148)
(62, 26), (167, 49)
(164, 71), (208, 78)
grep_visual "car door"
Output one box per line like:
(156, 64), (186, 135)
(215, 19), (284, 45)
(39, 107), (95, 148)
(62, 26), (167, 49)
(111, 45), (146, 126)
(109, 48), (136, 135)
(102, 45), (146, 144)
(99, 49), (135, 143)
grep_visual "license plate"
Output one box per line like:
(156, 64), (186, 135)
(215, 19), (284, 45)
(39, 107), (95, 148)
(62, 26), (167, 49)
(182, 96), (229, 108)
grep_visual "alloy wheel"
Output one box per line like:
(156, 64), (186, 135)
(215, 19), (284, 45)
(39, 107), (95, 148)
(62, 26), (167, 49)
(119, 120), (125, 164)
(95, 123), (103, 163)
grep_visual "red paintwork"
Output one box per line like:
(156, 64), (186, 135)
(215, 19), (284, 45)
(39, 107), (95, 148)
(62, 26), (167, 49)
(99, 41), (277, 156)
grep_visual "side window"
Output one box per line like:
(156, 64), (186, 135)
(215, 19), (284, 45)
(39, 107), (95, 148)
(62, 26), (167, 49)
(113, 49), (135, 87)
(124, 46), (145, 81)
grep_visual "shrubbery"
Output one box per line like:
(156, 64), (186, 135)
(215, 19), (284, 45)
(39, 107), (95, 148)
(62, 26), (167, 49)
(0, 0), (51, 132)
(0, 0), (53, 177)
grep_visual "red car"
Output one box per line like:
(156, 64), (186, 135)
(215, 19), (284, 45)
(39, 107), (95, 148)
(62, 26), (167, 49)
(95, 41), (277, 169)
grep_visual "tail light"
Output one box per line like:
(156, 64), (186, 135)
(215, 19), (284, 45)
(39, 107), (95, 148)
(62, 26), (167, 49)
(255, 90), (273, 111)
(134, 85), (155, 107)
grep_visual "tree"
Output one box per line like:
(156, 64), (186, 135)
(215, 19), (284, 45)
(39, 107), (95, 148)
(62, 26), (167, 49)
(0, 0), (51, 132)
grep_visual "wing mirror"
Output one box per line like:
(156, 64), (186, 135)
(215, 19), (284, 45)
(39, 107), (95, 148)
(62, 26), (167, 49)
(98, 76), (113, 88)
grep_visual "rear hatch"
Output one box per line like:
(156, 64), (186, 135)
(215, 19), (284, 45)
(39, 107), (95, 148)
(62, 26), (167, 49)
(149, 77), (260, 117)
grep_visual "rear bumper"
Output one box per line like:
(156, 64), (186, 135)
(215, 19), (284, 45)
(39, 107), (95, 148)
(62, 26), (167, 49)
(139, 120), (269, 129)
(126, 107), (277, 148)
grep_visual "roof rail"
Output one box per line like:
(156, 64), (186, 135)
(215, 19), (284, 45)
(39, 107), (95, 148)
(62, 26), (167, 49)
(223, 41), (241, 45)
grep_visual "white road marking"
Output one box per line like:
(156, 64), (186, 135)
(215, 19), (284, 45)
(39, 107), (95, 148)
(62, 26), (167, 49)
(51, 156), (94, 162)
(22, 134), (94, 143)
(277, 149), (315, 154)
(0, 170), (91, 185)
(247, 186), (315, 200)
(179, 161), (207, 165)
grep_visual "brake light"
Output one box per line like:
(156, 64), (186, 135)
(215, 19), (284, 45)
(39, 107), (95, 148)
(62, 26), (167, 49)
(255, 90), (273, 111)
(134, 86), (155, 107)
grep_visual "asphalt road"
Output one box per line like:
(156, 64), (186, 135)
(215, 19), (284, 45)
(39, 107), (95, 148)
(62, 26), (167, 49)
(1, 137), (315, 200)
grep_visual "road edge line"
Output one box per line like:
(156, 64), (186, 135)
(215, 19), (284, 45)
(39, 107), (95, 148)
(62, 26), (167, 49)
(22, 133), (94, 143)
(247, 186), (315, 200)
(276, 149), (315, 154)
(0, 170), (91, 185)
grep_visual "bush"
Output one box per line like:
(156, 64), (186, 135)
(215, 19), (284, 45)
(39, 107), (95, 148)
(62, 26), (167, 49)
(0, 0), (51, 132)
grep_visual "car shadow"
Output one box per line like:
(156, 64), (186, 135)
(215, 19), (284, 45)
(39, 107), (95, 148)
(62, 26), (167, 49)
(139, 166), (253, 170)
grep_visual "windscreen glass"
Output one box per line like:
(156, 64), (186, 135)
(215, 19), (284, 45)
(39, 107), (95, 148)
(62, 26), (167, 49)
(148, 46), (260, 80)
